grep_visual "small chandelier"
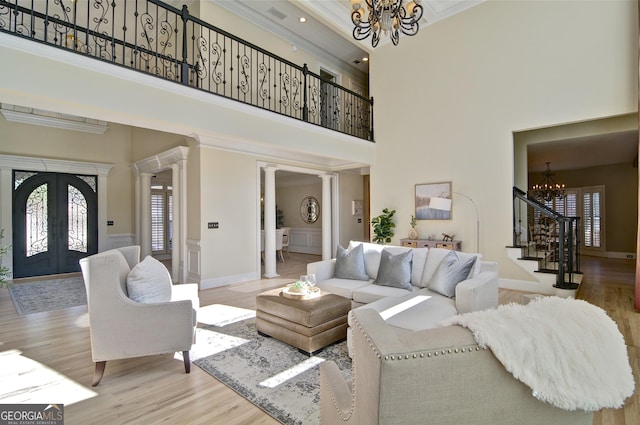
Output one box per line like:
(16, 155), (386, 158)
(350, 0), (424, 48)
(532, 162), (566, 202)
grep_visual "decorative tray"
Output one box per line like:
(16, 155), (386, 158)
(281, 286), (321, 300)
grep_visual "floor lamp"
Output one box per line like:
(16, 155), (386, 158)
(429, 192), (480, 253)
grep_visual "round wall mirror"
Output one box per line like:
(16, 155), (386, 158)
(300, 196), (319, 223)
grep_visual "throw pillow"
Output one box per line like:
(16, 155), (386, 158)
(126, 255), (172, 303)
(335, 244), (369, 280)
(428, 250), (477, 298)
(373, 248), (413, 290)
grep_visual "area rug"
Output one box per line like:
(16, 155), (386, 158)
(7, 275), (86, 315)
(192, 304), (352, 425)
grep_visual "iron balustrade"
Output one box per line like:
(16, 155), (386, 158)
(0, 0), (374, 141)
(512, 187), (580, 289)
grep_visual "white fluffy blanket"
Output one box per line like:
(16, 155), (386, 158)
(441, 296), (635, 411)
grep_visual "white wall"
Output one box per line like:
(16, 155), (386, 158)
(370, 0), (638, 282)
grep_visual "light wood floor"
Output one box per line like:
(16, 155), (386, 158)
(0, 253), (637, 424)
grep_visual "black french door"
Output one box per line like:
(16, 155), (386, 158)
(13, 171), (98, 278)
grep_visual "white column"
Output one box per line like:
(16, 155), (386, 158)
(140, 172), (152, 258)
(179, 158), (188, 284)
(263, 166), (278, 278)
(320, 174), (333, 260)
(171, 163), (181, 283)
(134, 168), (141, 245)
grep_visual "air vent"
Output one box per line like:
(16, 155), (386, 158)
(267, 7), (287, 20)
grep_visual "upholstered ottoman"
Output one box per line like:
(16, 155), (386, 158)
(256, 288), (351, 355)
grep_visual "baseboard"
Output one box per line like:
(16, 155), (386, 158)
(499, 278), (556, 295)
(200, 272), (260, 290)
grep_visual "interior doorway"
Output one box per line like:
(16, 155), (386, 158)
(12, 171), (98, 278)
(320, 69), (339, 132)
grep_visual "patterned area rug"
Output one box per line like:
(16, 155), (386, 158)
(8, 275), (86, 315)
(193, 304), (352, 425)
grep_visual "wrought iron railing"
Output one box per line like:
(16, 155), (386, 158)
(0, 0), (374, 141)
(512, 187), (580, 289)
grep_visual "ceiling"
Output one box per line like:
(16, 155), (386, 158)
(216, 1), (638, 174)
(216, 0), (485, 75)
(527, 130), (638, 173)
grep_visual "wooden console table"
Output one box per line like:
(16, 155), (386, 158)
(400, 238), (462, 251)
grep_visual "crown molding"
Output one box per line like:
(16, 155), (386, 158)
(0, 104), (108, 134)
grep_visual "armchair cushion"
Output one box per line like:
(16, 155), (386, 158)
(126, 255), (172, 303)
(335, 244), (369, 280)
(428, 250), (477, 298)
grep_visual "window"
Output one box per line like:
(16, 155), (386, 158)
(583, 186), (604, 249)
(151, 182), (173, 254)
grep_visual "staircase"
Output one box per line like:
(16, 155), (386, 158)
(507, 187), (582, 295)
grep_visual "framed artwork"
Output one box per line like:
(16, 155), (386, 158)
(415, 182), (452, 220)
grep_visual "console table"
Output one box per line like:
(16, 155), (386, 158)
(400, 238), (462, 251)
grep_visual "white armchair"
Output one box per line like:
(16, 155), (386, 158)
(79, 246), (199, 386)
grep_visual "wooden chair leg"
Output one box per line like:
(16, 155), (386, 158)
(183, 351), (191, 373)
(92, 361), (106, 387)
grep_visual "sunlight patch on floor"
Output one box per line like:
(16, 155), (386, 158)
(0, 349), (97, 405)
(198, 304), (256, 327)
(176, 328), (250, 362)
(258, 356), (325, 389)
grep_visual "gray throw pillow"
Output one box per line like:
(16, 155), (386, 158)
(373, 248), (413, 290)
(335, 244), (369, 280)
(428, 250), (477, 298)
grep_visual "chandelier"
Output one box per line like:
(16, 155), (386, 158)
(350, 0), (424, 47)
(532, 162), (566, 202)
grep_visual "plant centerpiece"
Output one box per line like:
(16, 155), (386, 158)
(0, 229), (11, 288)
(288, 280), (308, 294)
(409, 215), (419, 240)
(371, 208), (396, 244)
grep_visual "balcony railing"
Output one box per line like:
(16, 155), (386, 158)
(0, 0), (374, 141)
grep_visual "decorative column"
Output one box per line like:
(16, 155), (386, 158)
(263, 166), (278, 277)
(139, 172), (152, 258)
(134, 168), (141, 246)
(320, 174), (333, 260)
(179, 157), (188, 284)
(171, 163), (181, 283)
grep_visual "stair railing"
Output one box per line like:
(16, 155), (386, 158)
(512, 187), (581, 289)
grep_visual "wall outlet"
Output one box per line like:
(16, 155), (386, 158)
(208, 222), (219, 229)
(107, 220), (114, 226)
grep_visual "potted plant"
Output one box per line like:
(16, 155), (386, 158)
(371, 208), (396, 244)
(409, 215), (419, 240)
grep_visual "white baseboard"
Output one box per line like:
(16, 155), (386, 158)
(200, 272), (261, 290)
(499, 278), (556, 295)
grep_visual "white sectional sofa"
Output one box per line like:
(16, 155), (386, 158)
(307, 241), (499, 353)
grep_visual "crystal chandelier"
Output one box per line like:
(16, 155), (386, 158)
(532, 162), (566, 202)
(350, 0), (424, 47)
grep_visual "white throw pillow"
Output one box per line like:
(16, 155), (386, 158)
(126, 256), (172, 303)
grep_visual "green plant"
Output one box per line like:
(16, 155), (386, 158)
(371, 208), (396, 244)
(0, 229), (11, 288)
(410, 215), (417, 228)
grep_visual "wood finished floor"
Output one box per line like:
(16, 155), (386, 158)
(0, 253), (637, 424)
